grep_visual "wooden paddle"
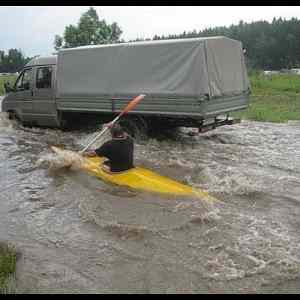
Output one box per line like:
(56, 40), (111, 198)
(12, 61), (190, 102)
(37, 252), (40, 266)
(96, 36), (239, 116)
(79, 94), (146, 154)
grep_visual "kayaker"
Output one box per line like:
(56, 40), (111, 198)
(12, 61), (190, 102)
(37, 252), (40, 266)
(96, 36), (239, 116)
(84, 123), (134, 173)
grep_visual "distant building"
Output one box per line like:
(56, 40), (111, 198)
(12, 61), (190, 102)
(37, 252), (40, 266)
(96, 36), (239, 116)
(263, 70), (279, 75)
(291, 68), (300, 75)
(280, 69), (290, 74)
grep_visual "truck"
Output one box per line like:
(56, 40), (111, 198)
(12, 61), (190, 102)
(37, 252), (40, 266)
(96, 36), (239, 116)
(2, 36), (250, 135)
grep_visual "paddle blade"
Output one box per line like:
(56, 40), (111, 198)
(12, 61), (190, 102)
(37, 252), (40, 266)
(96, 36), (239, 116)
(120, 94), (145, 117)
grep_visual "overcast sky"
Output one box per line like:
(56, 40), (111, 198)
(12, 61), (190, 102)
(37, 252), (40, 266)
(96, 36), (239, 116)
(0, 6), (299, 57)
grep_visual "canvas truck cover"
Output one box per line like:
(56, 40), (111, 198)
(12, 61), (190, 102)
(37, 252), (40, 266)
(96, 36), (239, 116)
(56, 36), (250, 99)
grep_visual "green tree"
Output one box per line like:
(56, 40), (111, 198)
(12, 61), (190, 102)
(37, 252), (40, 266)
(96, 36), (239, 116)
(146, 18), (300, 70)
(54, 7), (122, 50)
(0, 49), (31, 73)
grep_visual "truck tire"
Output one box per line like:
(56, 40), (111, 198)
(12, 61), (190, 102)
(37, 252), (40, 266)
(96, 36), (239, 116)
(119, 115), (148, 140)
(57, 111), (68, 130)
(8, 111), (32, 127)
(8, 110), (19, 121)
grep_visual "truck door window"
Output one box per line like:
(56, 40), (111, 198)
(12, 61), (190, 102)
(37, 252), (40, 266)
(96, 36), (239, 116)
(15, 68), (32, 91)
(36, 67), (52, 89)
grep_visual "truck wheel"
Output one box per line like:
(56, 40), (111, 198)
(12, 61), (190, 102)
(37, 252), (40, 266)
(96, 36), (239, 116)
(8, 111), (20, 121)
(9, 111), (31, 127)
(119, 116), (148, 140)
(57, 112), (68, 130)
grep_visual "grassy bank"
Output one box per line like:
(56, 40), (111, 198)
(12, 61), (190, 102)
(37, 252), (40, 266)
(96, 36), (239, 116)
(234, 72), (300, 123)
(0, 243), (17, 293)
(0, 75), (17, 96)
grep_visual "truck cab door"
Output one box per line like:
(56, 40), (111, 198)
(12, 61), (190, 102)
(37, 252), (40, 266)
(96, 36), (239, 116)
(13, 68), (34, 122)
(32, 65), (58, 126)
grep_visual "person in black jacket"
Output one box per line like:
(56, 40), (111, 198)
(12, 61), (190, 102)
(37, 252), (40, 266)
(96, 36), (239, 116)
(84, 123), (134, 173)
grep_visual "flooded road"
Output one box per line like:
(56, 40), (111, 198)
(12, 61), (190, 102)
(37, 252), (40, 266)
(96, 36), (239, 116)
(0, 107), (300, 293)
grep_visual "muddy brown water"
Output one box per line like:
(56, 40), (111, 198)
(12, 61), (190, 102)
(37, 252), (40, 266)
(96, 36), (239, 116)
(0, 106), (300, 293)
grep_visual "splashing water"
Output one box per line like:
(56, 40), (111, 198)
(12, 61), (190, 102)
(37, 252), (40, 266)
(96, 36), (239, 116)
(1, 115), (300, 293)
(0, 112), (18, 132)
(36, 147), (85, 171)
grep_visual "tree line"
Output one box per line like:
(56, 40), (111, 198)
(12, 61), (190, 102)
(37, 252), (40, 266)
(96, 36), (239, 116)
(169, 18), (300, 70)
(1, 7), (300, 72)
(129, 18), (300, 70)
(0, 49), (31, 73)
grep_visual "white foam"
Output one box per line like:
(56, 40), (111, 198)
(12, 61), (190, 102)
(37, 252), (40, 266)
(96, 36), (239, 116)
(36, 148), (85, 171)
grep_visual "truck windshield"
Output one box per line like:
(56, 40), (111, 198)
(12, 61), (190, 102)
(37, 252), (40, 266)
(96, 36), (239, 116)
(15, 68), (32, 90)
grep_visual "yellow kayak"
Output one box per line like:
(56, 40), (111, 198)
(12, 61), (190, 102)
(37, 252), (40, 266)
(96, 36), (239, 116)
(51, 146), (216, 202)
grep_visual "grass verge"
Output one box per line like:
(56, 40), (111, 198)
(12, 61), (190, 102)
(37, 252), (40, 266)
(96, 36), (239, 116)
(0, 243), (17, 293)
(0, 75), (17, 96)
(233, 72), (300, 123)
(233, 93), (300, 123)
